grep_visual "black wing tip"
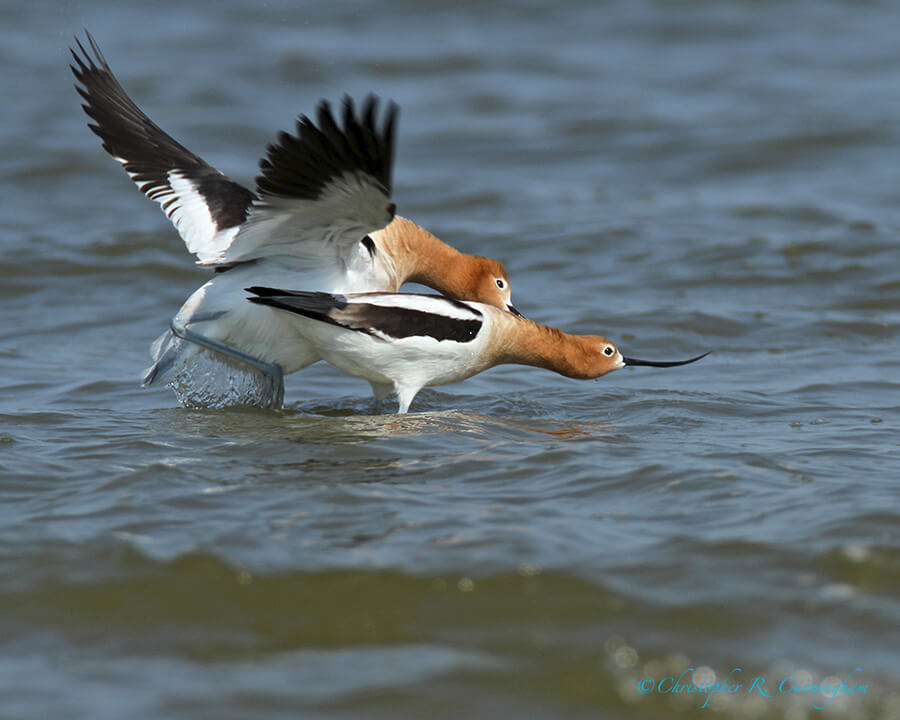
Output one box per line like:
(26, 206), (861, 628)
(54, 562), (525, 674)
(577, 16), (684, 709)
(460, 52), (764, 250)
(69, 31), (256, 231)
(246, 285), (287, 298)
(246, 286), (338, 301)
(245, 288), (349, 321)
(70, 30), (108, 81)
(255, 93), (399, 201)
(69, 31), (119, 110)
(246, 286), (288, 308)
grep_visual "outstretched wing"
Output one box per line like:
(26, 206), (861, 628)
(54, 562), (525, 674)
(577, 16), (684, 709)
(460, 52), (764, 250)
(211, 96), (398, 267)
(72, 32), (399, 271)
(246, 289), (483, 343)
(70, 32), (255, 262)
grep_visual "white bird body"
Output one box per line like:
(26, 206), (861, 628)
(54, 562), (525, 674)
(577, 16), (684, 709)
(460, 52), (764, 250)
(247, 289), (710, 413)
(247, 290), (610, 413)
(293, 296), (498, 408)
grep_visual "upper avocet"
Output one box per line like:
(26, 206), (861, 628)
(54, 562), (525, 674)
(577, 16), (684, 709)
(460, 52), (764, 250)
(70, 33), (518, 408)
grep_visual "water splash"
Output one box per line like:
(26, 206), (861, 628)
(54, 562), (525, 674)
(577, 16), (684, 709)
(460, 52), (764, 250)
(166, 350), (283, 409)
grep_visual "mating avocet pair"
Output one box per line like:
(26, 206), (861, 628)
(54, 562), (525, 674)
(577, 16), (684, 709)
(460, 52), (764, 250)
(71, 34), (707, 414)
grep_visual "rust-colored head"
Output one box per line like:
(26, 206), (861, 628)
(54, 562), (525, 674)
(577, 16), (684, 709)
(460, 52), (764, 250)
(465, 256), (520, 316)
(526, 331), (625, 380)
(378, 216), (521, 315)
(509, 325), (709, 380)
(583, 335), (626, 378)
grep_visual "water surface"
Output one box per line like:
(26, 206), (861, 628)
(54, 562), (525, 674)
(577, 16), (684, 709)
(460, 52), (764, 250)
(1, 1), (898, 717)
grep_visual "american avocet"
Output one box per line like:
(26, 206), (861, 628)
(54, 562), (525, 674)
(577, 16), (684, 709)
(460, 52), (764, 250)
(246, 288), (709, 413)
(70, 34), (518, 408)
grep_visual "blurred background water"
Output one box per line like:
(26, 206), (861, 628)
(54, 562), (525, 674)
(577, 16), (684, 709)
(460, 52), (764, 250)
(1, 0), (899, 717)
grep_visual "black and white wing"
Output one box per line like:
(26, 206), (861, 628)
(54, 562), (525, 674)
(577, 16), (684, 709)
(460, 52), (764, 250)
(246, 289), (483, 344)
(72, 33), (397, 272)
(70, 32), (255, 263)
(215, 96), (398, 267)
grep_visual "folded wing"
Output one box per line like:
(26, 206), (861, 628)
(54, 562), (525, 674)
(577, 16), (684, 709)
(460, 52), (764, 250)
(246, 289), (483, 343)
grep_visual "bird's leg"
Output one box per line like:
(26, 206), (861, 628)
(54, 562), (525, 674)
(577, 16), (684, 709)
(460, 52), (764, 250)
(367, 380), (394, 414)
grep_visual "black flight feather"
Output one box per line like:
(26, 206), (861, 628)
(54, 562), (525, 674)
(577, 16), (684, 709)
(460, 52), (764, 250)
(70, 31), (255, 231)
(255, 96), (397, 202)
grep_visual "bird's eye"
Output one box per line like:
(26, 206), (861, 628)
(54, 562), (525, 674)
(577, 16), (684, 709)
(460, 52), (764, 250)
(603, 345), (615, 357)
(495, 278), (506, 290)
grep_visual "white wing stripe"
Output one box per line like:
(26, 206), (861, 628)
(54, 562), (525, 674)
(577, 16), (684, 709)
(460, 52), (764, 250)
(346, 293), (483, 321)
(167, 171), (220, 256)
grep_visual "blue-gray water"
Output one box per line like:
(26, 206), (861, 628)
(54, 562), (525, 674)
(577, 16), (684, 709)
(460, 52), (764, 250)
(2, 1), (899, 718)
